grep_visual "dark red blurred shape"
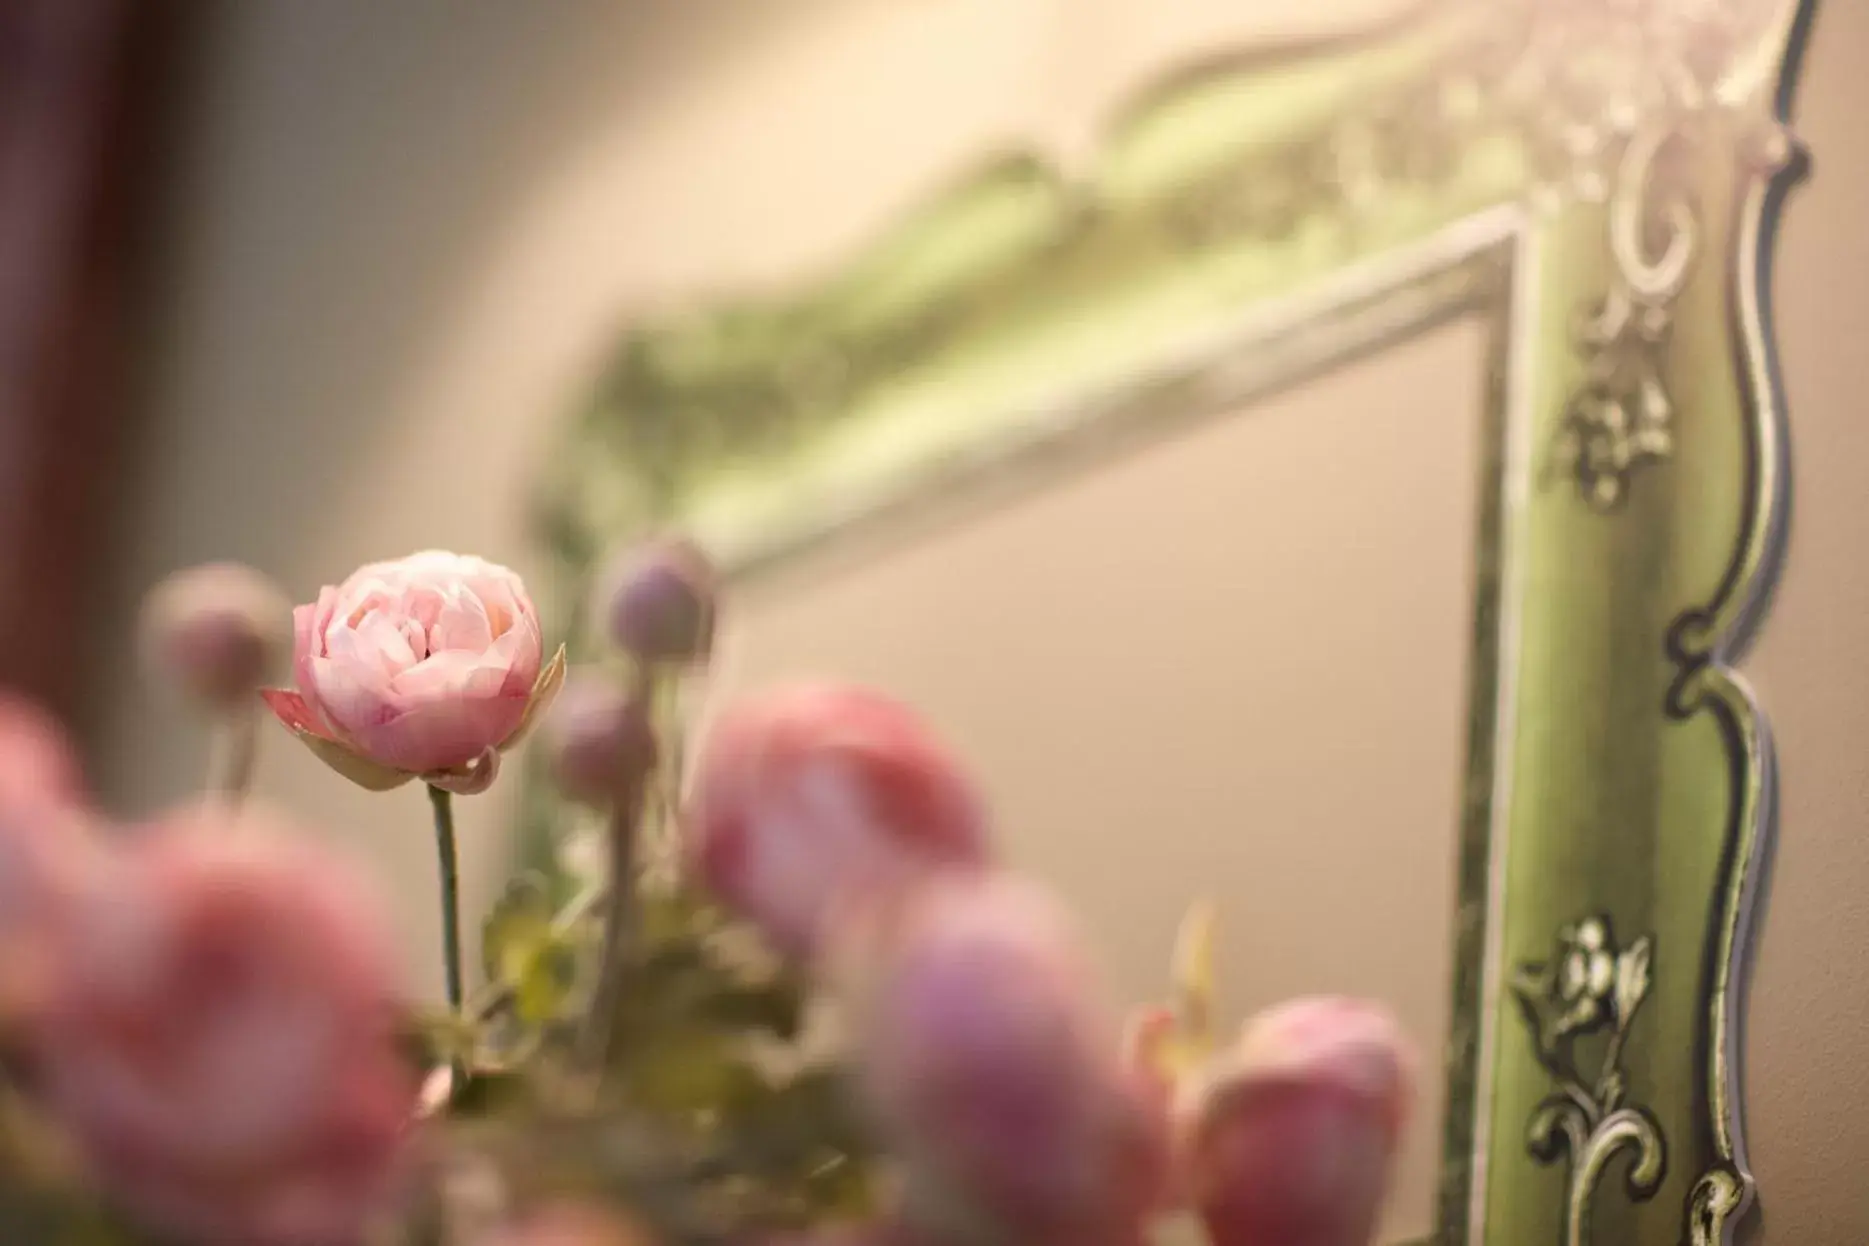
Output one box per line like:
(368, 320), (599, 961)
(0, 0), (181, 718)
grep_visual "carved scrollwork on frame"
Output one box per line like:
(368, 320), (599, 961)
(1520, 0), (1785, 509)
(1545, 111), (1798, 514)
(1684, 1167), (1747, 1246)
(1511, 916), (1665, 1246)
(1547, 125), (1697, 510)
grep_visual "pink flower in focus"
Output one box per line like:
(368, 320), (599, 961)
(262, 551), (565, 795)
(33, 811), (420, 1246)
(684, 683), (990, 958)
(834, 875), (1167, 1246)
(1177, 997), (1416, 1246)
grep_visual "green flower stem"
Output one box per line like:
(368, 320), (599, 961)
(427, 785), (464, 1016)
(579, 792), (641, 1071)
(579, 668), (659, 1072)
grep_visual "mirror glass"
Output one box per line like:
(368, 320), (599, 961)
(702, 313), (1492, 1240)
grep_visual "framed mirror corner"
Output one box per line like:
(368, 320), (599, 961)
(527, 3), (1822, 1242)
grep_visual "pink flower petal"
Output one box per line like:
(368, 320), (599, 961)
(1121, 1006), (1179, 1106)
(387, 649), (509, 704)
(309, 654), (399, 738)
(487, 618), (543, 698)
(424, 747), (501, 796)
(348, 694), (529, 775)
(349, 609), (421, 678)
(402, 582), (445, 636)
(503, 645), (568, 749)
(290, 593), (334, 705)
(288, 732), (413, 792)
(453, 558), (531, 635)
(428, 586), (493, 653)
(259, 690), (336, 743)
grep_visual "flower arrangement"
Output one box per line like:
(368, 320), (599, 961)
(0, 538), (1418, 1246)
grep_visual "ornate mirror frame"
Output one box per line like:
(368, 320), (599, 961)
(526, 3), (1818, 1243)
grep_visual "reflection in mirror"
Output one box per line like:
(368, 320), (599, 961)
(707, 314), (1491, 1243)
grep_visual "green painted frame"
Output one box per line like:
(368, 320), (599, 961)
(526, 2), (1818, 1243)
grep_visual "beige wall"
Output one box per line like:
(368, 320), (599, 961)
(1736, 4), (1869, 1240)
(93, 1), (1867, 1241)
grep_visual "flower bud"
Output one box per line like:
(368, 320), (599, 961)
(140, 562), (292, 710)
(540, 675), (659, 807)
(685, 683), (991, 959)
(601, 537), (717, 666)
(1177, 997), (1415, 1246)
(837, 874), (1167, 1246)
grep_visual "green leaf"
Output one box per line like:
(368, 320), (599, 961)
(716, 1068), (876, 1165)
(482, 873), (556, 980)
(397, 1006), (479, 1068)
(689, 982), (805, 1039)
(447, 1068), (535, 1119)
(610, 939), (806, 1048)
(518, 943), (581, 1029)
(483, 872), (581, 1027)
(640, 888), (720, 947)
(617, 1030), (764, 1116)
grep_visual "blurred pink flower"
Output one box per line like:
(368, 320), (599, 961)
(1118, 1004), (1190, 1213)
(1177, 997), (1416, 1246)
(488, 1203), (657, 1246)
(0, 697), (101, 1025)
(1121, 1004), (1181, 1119)
(754, 1219), (945, 1246)
(834, 875), (1167, 1246)
(262, 551), (565, 795)
(0, 694), (82, 811)
(32, 811), (420, 1246)
(684, 683), (990, 958)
